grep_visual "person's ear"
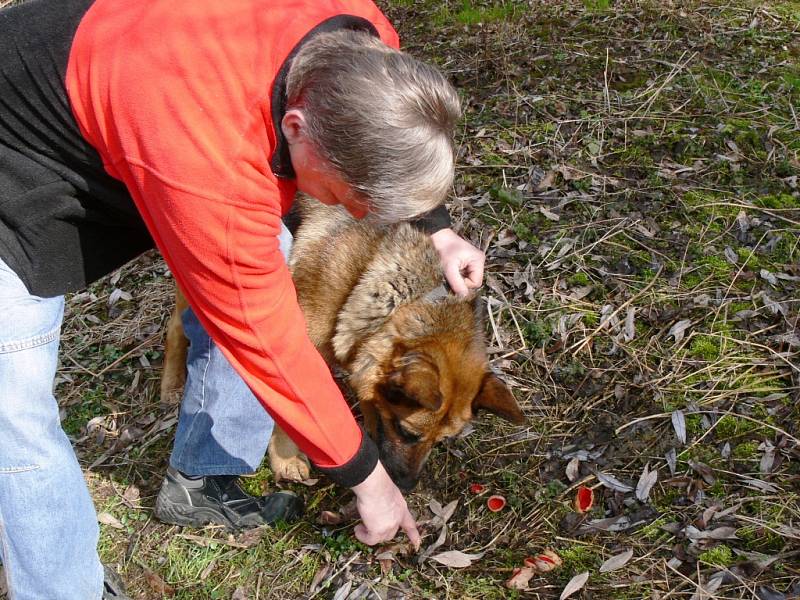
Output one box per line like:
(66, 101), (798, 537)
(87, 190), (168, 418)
(281, 108), (308, 145)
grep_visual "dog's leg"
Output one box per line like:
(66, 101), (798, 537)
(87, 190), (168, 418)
(268, 425), (311, 482)
(160, 285), (190, 404)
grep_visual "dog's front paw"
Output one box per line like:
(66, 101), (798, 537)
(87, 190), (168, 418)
(271, 454), (312, 483)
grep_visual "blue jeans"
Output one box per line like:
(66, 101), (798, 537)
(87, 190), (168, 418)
(0, 223), (291, 597)
(0, 257), (103, 599)
(169, 222), (292, 475)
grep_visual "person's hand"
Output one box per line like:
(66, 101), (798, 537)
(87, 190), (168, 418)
(350, 462), (421, 549)
(430, 228), (485, 296)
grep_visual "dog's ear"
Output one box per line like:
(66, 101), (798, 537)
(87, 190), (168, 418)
(473, 373), (525, 424)
(385, 346), (442, 411)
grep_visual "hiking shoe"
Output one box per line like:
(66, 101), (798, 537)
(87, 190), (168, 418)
(154, 467), (303, 530)
(102, 565), (131, 600)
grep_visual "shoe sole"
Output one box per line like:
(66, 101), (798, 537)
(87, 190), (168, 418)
(154, 489), (301, 530)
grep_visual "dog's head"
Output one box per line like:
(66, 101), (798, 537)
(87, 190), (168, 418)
(356, 298), (525, 491)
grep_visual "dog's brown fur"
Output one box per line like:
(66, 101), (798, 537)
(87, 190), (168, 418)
(161, 199), (524, 490)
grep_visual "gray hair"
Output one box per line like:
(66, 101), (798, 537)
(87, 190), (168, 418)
(286, 30), (461, 222)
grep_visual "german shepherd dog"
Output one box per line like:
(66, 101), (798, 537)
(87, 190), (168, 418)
(161, 199), (525, 491)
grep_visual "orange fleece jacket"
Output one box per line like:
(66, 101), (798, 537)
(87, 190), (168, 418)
(66, 0), (399, 481)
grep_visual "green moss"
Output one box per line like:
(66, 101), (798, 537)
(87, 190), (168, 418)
(736, 245), (762, 268)
(568, 272), (590, 286)
(583, 311), (599, 326)
(523, 319), (551, 347)
(689, 335), (721, 361)
(738, 525), (786, 553)
(706, 479), (726, 498)
(732, 440), (760, 459)
(699, 255), (732, 280)
(754, 193), (800, 210)
(715, 415), (757, 438)
(682, 272), (703, 289)
(769, 235), (797, 263)
(652, 488), (682, 511)
(490, 186), (523, 209)
(698, 544), (734, 567)
(321, 532), (367, 559)
(639, 516), (671, 541)
(458, 576), (519, 600)
(685, 414), (703, 436)
(559, 545), (599, 573)
(728, 300), (753, 313)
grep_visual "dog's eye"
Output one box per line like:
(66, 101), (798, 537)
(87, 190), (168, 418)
(395, 420), (421, 444)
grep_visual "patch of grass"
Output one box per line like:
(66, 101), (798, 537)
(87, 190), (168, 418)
(583, 0), (611, 11)
(62, 386), (107, 437)
(434, 0), (519, 26)
(239, 462), (274, 496)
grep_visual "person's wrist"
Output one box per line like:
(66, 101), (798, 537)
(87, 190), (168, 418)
(429, 227), (457, 248)
(350, 461), (391, 498)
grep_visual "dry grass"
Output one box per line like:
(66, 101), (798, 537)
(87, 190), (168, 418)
(2, 1), (798, 599)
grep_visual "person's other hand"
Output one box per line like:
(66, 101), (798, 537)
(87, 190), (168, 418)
(430, 228), (485, 296)
(350, 462), (421, 549)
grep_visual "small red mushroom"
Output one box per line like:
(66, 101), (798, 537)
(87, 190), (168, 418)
(574, 485), (594, 513)
(523, 549), (562, 573)
(469, 483), (486, 494)
(486, 495), (506, 512)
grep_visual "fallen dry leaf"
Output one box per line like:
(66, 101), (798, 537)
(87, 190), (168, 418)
(430, 550), (485, 568)
(635, 464), (658, 502)
(566, 456), (581, 481)
(596, 471), (634, 493)
(668, 319), (692, 343)
(97, 512), (125, 530)
(672, 410), (687, 444)
(142, 566), (175, 597)
(560, 571), (589, 599)
(231, 587), (248, 600)
(599, 549), (634, 573)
